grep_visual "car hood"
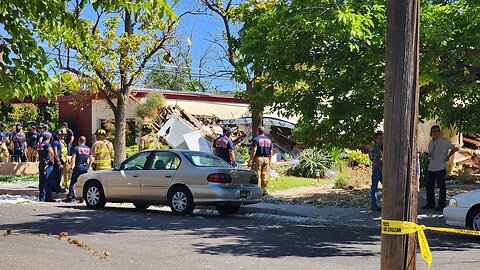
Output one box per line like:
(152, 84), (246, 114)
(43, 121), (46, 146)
(453, 189), (480, 207)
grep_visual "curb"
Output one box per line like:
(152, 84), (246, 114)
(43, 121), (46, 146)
(0, 188), (68, 199)
(239, 205), (311, 217)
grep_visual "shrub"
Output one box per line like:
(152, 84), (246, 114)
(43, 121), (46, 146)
(135, 93), (167, 119)
(330, 147), (348, 172)
(235, 145), (250, 163)
(347, 150), (371, 167)
(334, 173), (351, 189)
(456, 170), (478, 185)
(293, 148), (333, 178)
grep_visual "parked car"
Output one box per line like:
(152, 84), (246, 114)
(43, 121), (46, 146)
(443, 189), (480, 230)
(74, 149), (262, 216)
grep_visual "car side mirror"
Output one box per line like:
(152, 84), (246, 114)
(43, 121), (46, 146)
(114, 164), (121, 171)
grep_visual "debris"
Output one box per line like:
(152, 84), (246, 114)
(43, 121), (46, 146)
(58, 231), (69, 238)
(105, 250), (110, 257)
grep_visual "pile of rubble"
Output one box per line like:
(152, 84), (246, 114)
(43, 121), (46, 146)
(152, 105), (300, 162)
(453, 136), (480, 177)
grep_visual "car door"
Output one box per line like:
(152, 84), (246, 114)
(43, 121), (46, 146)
(141, 151), (181, 201)
(107, 152), (151, 200)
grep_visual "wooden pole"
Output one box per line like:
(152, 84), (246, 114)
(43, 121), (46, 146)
(381, 0), (420, 269)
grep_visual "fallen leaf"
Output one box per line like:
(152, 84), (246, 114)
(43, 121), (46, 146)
(104, 250), (110, 257)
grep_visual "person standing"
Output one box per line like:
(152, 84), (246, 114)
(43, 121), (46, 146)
(26, 125), (40, 162)
(91, 129), (114, 170)
(247, 127), (273, 195)
(422, 125), (459, 211)
(37, 134), (55, 202)
(61, 122), (75, 155)
(51, 130), (66, 193)
(11, 124), (27, 162)
(368, 132), (383, 211)
(139, 124), (159, 150)
(212, 127), (236, 166)
(67, 136), (93, 202)
(38, 124), (52, 144)
(0, 124), (9, 162)
(60, 138), (70, 190)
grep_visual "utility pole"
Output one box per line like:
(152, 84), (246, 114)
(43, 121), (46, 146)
(381, 0), (420, 269)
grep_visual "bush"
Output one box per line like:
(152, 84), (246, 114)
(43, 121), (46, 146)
(135, 93), (166, 119)
(334, 173), (351, 189)
(456, 170), (478, 185)
(330, 147), (348, 172)
(293, 148), (333, 178)
(235, 145), (250, 163)
(347, 150), (371, 167)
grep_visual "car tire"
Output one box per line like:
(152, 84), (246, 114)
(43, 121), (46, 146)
(216, 205), (241, 216)
(168, 186), (194, 215)
(467, 207), (480, 231)
(84, 182), (106, 210)
(133, 203), (150, 211)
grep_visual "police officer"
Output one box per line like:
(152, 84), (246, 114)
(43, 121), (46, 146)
(213, 127), (236, 166)
(11, 124), (27, 162)
(51, 130), (66, 193)
(26, 125), (40, 162)
(67, 136), (93, 202)
(61, 122), (75, 155)
(37, 133), (56, 202)
(247, 127), (273, 195)
(139, 124), (159, 150)
(91, 129), (114, 170)
(0, 124), (8, 162)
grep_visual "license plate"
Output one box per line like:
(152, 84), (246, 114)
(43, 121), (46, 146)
(239, 190), (250, 199)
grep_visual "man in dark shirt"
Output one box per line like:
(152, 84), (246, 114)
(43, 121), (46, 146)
(247, 127), (273, 195)
(11, 124), (27, 162)
(37, 134), (55, 202)
(38, 124), (52, 144)
(61, 122), (75, 155)
(26, 125), (40, 162)
(368, 132), (383, 211)
(212, 127), (236, 166)
(67, 136), (93, 202)
(51, 130), (66, 193)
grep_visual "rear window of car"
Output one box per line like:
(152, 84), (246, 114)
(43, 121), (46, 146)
(182, 152), (232, 168)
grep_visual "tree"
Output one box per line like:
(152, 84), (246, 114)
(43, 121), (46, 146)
(0, 1), (70, 101)
(201, 0), (270, 135)
(52, 0), (177, 164)
(236, 0), (480, 148)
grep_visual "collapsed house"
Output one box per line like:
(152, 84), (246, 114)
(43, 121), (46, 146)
(453, 134), (480, 178)
(153, 105), (300, 162)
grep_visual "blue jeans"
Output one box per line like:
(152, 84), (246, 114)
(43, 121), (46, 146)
(38, 163), (54, 200)
(69, 165), (87, 199)
(371, 164), (383, 205)
(13, 149), (23, 162)
(67, 145), (72, 156)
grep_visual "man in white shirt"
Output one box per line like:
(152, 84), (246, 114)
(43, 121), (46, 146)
(422, 125), (458, 211)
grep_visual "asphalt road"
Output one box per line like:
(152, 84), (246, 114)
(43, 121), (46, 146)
(0, 202), (479, 270)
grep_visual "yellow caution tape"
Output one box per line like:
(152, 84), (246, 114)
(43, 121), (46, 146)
(382, 219), (480, 269)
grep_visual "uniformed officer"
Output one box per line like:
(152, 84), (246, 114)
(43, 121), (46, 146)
(0, 123), (9, 162)
(51, 130), (66, 193)
(91, 129), (114, 170)
(60, 138), (70, 189)
(26, 125), (40, 162)
(139, 124), (159, 150)
(11, 124), (27, 162)
(37, 133), (56, 202)
(212, 127), (236, 166)
(61, 122), (75, 155)
(67, 136), (93, 202)
(247, 127), (273, 195)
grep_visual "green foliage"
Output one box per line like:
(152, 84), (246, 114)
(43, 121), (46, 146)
(419, 152), (430, 188)
(0, 175), (37, 183)
(293, 148), (333, 178)
(235, 145), (250, 163)
(347, 150), (371, 167)
(126, 145), (139, 158)
(334, 173), (352, 189)
(456, 170), (478, 185)
(37, 103), (59, 130)
(135, 93), (167, 119)
(330, 147), (348, 172)
(8, 104), (38, 126)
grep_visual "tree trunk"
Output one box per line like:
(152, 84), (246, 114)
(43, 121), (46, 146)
(246, 80), (263, 138)
(113, 93), (127, 165)
(381, 0), (420, 269)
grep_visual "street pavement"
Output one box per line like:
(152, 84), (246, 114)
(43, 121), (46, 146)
(0, 197), (480, 270)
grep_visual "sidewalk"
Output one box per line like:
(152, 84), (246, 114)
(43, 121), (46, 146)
(0, 181), (68, 199)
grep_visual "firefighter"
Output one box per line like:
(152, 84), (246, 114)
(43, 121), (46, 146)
(60, 137), (70, 189)
(0, 124), (9, 162)
(91, 129), (114, 170)
(139, 124), (159, 150)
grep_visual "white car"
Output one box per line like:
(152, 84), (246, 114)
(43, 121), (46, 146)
(443, 189), (480, 230)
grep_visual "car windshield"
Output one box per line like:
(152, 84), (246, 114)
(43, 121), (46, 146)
(182, 152), (232, 168)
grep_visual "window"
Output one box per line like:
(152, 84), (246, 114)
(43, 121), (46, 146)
(121, 152), (150, 171)
(147, 152), (181, 170)
(183, 152), (232, 168)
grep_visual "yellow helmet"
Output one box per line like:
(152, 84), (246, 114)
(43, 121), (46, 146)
(96, 129), (107, 135)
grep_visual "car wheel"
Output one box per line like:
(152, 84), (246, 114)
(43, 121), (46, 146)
(133, 203), (150, 211)
(467, 207), (480, 231)
(216, 205), (241, 216)
(168, 186), (194, 215)
(84, 182), (106, 210)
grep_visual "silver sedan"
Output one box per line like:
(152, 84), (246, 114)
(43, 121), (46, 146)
(74, 149), (262, 215)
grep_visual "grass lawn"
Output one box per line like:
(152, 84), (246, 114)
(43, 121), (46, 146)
(0, 174), (37, 183)
(268, 175), (334, 191)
